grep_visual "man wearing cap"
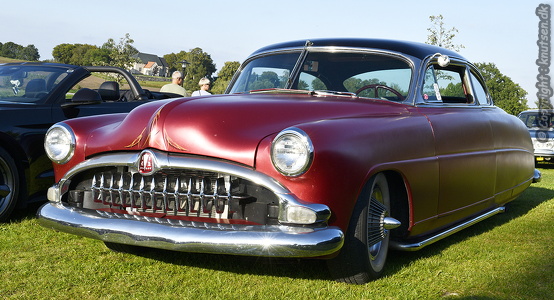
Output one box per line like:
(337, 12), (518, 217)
(160, 71), (188, 96)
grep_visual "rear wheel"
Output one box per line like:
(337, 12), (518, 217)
(0, 147), (20, 221)
(327, 173), (399, 284)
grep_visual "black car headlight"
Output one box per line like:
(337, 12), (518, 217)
(271, 128), (313, 176)
(44, 123), (75, 164)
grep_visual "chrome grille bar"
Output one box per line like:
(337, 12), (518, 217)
(91, 171), (240, 218)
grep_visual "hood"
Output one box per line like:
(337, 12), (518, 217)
(84, 93), (409, 167)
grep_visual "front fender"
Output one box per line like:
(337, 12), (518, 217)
(254, 113), (438, 231)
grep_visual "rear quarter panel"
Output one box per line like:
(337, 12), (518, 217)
(486, 107), (535, 204)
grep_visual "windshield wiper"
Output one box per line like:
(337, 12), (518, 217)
(248, 89), (357, 98)
(311, 90), (357, 97)
(248, 88), (312, 95)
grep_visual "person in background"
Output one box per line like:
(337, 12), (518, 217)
(191, 78), (212, 96)
(160, 71), (188, 96)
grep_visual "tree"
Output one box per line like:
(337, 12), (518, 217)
(53, 34), (138, 67)
(82, 47), (112, 66)
(1, 42), (20, 58)
(426, 15), (464, 52)
(164, 48), (216, 92)
(211, 61), (240, 94)
(183, 47), (217, 92)
(20, 45), (40, 61)
(0, 42), (40, 61)
(71, 44), (99, 65)
(475, 62), (529, 115)
(101, 33), (139, 70)
(52, 43), (77, 64)
(163, 52), (185, 74)
(53, 43), (108, 65)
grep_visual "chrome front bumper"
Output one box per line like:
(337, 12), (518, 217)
(37, 202), (344, 258)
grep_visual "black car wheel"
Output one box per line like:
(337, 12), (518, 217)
(327, 173), (393, 284)
(0, 147), (20, 221)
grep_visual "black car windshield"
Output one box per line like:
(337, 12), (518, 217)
(228, 50), (412, 101)
(0, 65), (71, 103)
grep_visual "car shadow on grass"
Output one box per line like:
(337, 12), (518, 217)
(126, 183), (553, 283)
(383, 184), (554, 278)
(129, 247), (331, 281)
(2, 202), (43, 224)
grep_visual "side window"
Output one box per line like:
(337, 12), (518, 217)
(469, 71), (491, 105)
(422, 65), (471, 104)
(344, 68), (410, 101)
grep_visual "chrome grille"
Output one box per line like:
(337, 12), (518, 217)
(90, 170), (245, 219)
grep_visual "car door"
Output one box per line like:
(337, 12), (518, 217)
(416, 63), (496, 227)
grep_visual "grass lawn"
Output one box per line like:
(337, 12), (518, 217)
(0, 57), (22, 64)
(1, 166), (553, 299)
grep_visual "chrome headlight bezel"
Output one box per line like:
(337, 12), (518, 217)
(271, 128), (314, 177)
(44, 123), (75, 164)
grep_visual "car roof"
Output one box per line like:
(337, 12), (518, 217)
(250, 38), (464, 61)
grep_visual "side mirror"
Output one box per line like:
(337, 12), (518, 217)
(429, 53), (450, 67)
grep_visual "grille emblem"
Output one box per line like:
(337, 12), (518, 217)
(137, 150), (156, 175)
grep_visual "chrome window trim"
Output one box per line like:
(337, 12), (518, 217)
(226, 45), (418, 105)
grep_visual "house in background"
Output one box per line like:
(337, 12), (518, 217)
(130, 53), (169, 77)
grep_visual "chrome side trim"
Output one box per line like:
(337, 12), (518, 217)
(390, 207), (506, 251)
(37, 203), (344, 258)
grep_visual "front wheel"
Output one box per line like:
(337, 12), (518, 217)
(327, 173), (399, 284)
(0, 147), (21, 222)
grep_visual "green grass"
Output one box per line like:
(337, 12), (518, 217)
(1, 167), (553, 299)
(0, 57), (23, 64)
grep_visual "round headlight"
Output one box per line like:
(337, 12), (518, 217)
(44, 124), (75, 164)
(271, 128), (313, 176)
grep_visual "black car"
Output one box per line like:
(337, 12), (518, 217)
(0, 62), (180, 220)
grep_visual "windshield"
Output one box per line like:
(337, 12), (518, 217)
(228, 50), (412, 101)
(519, 112), (554, 129)
(0, 65), (71, 103)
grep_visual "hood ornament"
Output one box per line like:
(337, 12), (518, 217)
(136, 150), (158, 176)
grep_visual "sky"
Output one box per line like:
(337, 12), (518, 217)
(2, 0), (551, 107)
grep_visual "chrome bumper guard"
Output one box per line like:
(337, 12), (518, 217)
(37, 202), (344, 258)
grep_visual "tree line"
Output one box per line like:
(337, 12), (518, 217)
(48, 33), (239, 94)
(0, 42), (40, 61)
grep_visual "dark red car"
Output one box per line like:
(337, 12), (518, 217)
(38, 39), (539, 284)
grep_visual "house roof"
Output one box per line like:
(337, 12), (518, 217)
(134, 52), (168, 68)
(144, 61), (156, 68)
